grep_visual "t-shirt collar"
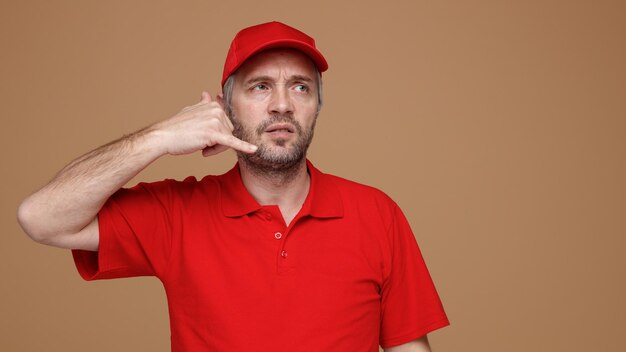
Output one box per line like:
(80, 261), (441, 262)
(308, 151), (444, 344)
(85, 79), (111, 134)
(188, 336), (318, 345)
(220, 159), (343, 219)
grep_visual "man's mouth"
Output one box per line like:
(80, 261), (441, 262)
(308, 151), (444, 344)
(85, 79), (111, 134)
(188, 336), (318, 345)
(265, 123), (295, 134)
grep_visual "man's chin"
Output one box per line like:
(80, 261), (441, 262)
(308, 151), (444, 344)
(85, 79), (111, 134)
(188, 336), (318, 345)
(240, 144), (304, 168)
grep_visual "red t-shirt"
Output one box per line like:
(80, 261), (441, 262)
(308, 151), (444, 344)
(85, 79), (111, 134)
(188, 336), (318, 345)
(72, 160), (449, 351)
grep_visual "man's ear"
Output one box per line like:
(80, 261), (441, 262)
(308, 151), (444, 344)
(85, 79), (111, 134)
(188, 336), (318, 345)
(216, 93), (225, 109)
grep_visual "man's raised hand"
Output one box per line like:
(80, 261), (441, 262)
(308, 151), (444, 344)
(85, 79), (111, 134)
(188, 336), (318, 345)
(151, 92), (257, 157)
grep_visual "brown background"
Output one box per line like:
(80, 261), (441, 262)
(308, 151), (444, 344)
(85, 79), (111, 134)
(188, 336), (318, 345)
(1, 0), (625, 351)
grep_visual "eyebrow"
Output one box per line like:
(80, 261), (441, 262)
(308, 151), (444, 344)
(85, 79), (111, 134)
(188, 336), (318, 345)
(244, 74), (314, 85)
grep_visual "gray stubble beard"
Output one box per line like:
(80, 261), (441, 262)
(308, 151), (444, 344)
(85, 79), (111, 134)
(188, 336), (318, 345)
(230, 112), (316, 182)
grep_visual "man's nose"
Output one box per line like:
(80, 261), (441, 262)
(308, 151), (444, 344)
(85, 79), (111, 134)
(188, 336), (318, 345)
(268, 86), (294, 115)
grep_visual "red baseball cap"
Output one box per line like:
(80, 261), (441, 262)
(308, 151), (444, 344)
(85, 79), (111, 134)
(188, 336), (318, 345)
(221, 21), (328, 87)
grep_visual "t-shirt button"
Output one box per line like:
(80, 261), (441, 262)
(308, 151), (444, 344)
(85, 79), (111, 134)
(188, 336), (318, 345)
(265, 213), (272, 221)
(274, 232), (282, 240)
(280, 250), (288, 258)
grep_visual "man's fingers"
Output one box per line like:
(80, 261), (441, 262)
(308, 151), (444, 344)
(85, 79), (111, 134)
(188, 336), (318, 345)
(224, 115), (234, 131)
(199, 91), (212, 104)
(215, 134), (258, 154)
(181, 92), (215, 113)
(202, 144), (228, 157)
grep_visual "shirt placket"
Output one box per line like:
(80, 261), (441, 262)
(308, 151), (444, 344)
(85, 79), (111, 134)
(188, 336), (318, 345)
(257, 206), (296, 274)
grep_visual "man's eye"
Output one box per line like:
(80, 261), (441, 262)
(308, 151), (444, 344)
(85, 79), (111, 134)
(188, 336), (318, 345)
(294, 84), (308, 92)
(252, 84), (268, 91)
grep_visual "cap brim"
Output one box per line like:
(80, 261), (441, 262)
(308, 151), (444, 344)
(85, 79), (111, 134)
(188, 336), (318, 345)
(223, 39), (328, 86)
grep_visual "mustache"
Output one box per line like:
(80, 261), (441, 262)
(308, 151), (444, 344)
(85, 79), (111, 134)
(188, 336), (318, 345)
(255, 114), (303, 136)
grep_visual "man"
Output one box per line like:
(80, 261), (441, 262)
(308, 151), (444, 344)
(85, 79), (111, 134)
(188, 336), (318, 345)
(17, 21), (448, 351)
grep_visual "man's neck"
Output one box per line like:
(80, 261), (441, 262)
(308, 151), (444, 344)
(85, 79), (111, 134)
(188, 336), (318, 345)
(238, 158), (310, 226)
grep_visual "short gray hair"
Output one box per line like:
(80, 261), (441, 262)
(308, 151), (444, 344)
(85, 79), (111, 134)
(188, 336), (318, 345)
(222, 69), (323, 118)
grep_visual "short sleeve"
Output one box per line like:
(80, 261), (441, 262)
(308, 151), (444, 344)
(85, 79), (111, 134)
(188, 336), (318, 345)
(71, 180), (177, 281)
(379, 204), (449, 348)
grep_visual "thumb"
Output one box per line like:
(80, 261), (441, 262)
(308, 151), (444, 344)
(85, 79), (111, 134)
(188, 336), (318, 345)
(200, 91), (212, 104)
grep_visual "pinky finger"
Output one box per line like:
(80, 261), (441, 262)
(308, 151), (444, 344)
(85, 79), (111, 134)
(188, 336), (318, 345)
(219, 135), (258, 154)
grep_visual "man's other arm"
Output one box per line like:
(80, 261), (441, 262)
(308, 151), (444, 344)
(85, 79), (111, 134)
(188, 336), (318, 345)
(17, 92), (256, 251)
(384, 335), (431, 352)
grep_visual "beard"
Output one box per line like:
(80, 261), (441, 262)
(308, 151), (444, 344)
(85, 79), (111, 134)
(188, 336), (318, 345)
(230, 112), (316, 176)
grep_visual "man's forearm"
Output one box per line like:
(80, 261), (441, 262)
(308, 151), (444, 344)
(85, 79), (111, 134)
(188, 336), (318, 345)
(17, 92), (256, 249)
(17, 127), (164, 245)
